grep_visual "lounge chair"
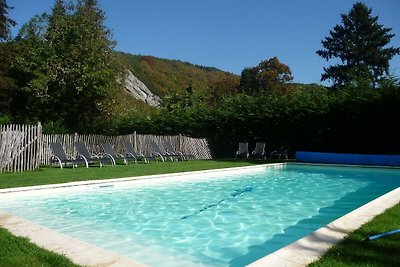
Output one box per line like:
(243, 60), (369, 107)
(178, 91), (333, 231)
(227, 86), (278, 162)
(74, 142), (113, 167)
(49, 142), (83, 168)
(149, 142), (174, 162)
(235, 142), (249, 159)
(251, 142), (266, 159)
(101, 143), (137, 165)
(122, 141), (149, 163)
(164, 141), (187, 161)
(270, 145), (290, 159)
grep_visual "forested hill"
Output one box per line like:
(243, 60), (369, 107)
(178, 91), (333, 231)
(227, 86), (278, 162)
(117, 52), (239, 96)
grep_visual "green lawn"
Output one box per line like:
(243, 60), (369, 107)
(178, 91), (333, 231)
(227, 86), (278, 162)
(0, 227), (79, 267)
(0, 159), (399, 267)
(309, 203), (400, 267)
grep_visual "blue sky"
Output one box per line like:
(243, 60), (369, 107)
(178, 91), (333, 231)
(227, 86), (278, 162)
(8, 0), (400, 84)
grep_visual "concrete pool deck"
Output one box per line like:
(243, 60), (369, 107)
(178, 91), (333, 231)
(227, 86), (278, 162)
(0, 211), (146, 267)
(0, 163), (399, 267)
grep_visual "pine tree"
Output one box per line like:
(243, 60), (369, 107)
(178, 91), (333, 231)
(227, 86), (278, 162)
(0, 0), (16, 40)
(316, 2), (400, 87)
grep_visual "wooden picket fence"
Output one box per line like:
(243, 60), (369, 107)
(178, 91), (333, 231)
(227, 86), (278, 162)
(40, 133), (212, 165)
(1, 122), (212, 172)
(0, 123), (42, 173)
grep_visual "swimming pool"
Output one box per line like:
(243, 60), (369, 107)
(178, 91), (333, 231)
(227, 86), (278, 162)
(1, 163), (400, 266)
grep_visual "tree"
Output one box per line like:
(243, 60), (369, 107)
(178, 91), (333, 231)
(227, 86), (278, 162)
(256, 57), (293, 92)
(239, 67), (258, 94)
(239, 57), (293, 94)
(0, 42), (18, 115)
(0, 0), (16, 41)
(209, 76), (239, 102)
(0, 0), (17, 117)
(14, 0), (121, 131)
(317, 2), (400, 87)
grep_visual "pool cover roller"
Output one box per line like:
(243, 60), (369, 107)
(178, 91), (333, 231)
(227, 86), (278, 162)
(296, 151), (400, 167)
(368, 229), (400, 240)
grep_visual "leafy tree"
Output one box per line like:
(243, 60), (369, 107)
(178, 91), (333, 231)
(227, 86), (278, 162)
(14, 0), (121, 131)
(239, 57), (293, 94)
(239, 67), (258, 94)
(317, 2), (400, 87)
(163, 83), (209, 112)
(0, 0), (16, 41)
(209, 76), (239, 102)
(256, 57), (293, 93)
(0, 0), (17, 116)
(0, 42), (18, 115)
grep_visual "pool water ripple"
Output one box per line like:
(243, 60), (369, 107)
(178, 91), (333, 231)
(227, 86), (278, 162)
(1, 164), (400, 266)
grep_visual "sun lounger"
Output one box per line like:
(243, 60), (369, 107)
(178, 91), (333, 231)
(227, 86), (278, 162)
(251, 142), (266, 159)
(101, 143), (137, 165)
(74, 142), (113, 167)
(165, 141), (196, 160)
(270, 145), (290, 159)
(122, 141), (149, 163)
(164, 141), (187, 161)
(49, 142), (83, 168)
(149, 142), (172, 162)
(235, 142), (249, 159)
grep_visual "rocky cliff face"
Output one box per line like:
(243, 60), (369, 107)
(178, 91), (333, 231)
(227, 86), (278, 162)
(122, 70), (162, 107)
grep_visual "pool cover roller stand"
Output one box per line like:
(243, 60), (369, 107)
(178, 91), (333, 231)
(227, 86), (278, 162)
(296, 151), (400, 167)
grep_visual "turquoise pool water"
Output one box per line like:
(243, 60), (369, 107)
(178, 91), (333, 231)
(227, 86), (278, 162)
(1, 164), (400, 266)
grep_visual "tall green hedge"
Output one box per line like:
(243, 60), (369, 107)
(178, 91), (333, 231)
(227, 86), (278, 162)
(112, 84), (400, 158)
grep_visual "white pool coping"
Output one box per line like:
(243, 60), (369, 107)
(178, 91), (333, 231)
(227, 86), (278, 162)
(0, 163), (283, 195)
(0, 211), (147, 267)
(0, 163), (399, 267)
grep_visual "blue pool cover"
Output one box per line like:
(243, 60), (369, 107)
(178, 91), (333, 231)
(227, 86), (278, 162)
(296, 151), (400, 167)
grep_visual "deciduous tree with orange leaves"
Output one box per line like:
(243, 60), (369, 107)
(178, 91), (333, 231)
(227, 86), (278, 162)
(239, 56), (293, 95)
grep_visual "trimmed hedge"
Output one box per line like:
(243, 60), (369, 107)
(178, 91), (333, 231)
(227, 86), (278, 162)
(113, 86), (400, 158)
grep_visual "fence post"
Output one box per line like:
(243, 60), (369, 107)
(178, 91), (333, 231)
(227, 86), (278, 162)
(179, 134), (182, 152)
(73, 132), (78, 155)
(37, 122), (42, 168)
(134, 131), (137, 150)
